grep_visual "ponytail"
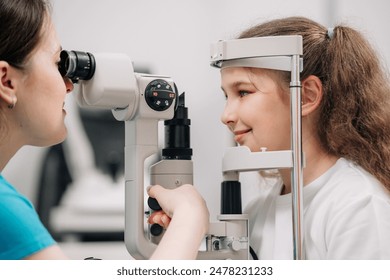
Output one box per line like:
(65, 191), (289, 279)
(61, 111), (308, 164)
(320, 25), (390, 191)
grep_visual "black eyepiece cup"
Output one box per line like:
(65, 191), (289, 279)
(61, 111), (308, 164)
(59, 50), (96, 83)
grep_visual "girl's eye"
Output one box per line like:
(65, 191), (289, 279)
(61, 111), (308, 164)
(239, 90), (250, 97)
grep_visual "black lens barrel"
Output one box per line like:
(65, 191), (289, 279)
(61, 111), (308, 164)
(221, 181), (242, 215)
(59, 50), (96, 82)
(162, 93), (192, 160)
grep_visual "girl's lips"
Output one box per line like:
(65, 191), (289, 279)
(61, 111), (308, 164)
(233, 129), (252, 144)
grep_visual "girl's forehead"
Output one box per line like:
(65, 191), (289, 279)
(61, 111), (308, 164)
(221, 67), (287, 96)
(221, 68), (253, 87)
(221, 67), (276, 85)
(221, 67), (254, 81)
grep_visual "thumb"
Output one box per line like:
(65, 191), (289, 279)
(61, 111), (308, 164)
(147, 184), (165, 199)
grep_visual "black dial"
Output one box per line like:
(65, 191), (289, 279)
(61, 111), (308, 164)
(145, 79), (175, 111)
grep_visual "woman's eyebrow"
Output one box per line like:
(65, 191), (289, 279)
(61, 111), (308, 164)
(57, 45), (63, 53)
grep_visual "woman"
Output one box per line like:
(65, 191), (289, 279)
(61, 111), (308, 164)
(0, 0), (72, 259)
(149, 17), (390, 259)
(0, 0), (208, 260)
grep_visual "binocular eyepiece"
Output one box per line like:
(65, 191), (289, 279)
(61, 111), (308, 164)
(58, 50), (96, 83)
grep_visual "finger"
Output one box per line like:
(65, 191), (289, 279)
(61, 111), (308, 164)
(161, 214), (171, 228)
(148, 211), (165, 227)
(148, 212), (162, 227)
(147, 184), (164, 198)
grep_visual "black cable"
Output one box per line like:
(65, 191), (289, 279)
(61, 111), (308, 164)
(249, 246), (259, 260)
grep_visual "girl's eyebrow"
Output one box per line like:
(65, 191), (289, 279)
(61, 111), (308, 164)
(221, 80), (254, 99)
(222, 80), (253, 93)
(220, 87), (228, 99)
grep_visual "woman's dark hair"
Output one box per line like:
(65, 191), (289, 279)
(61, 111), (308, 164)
(0, 0), (50, 69)
(0, 0), (50, 137)
(239, 17), (390, 191)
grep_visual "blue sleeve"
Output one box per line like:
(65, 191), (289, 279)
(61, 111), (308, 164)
(0, 175), (56, 260)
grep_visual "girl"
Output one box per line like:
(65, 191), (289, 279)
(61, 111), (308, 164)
(150, 16), (390, 259)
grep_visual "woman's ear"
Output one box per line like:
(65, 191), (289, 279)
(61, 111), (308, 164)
(301, 75), (323, 116)
(0, 61), (18, 108)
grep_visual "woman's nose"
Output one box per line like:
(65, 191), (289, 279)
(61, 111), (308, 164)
(63, 76), (74, 93)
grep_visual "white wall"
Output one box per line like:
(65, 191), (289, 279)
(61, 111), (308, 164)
(328, 0), (390, 69)
(3, 0), (390, 221)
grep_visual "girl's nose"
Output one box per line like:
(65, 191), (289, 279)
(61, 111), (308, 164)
(220, 100), (237, 126)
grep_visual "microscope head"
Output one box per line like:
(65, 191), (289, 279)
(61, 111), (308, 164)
(58, 50), (177, 122)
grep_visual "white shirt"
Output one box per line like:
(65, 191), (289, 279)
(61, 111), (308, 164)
(245, 158), (390, 259)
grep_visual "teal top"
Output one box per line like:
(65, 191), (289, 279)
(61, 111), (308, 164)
(0, 174), (55, 259)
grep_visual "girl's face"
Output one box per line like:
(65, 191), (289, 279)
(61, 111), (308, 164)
(220, 67), (291, 152)
(14, 17), (73, 147)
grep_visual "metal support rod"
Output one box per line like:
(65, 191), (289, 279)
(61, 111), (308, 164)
(290, 54), (304, 260)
